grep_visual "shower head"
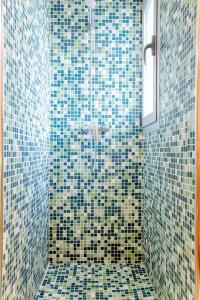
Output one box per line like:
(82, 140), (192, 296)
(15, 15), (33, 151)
(85, 0), (96, 9)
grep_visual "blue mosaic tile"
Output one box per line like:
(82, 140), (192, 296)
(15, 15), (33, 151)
(2, 0), (50, 299)
(49, 0), (144, 264)
(35, 263), (157, 300)
(2, 0), (197, 299)
(144, 0), (197, 299)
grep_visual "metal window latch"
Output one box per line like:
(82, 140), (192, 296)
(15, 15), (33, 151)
(143, 35), (156, 65)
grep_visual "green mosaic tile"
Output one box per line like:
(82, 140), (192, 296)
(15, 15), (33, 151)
(35, 263), (157, 300)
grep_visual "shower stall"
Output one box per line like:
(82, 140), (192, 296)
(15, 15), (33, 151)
(0, 0), (198, 299)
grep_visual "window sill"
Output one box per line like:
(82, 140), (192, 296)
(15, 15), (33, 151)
(142, 120), (159, 133)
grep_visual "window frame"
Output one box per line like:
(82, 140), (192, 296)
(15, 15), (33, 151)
(142, 0), (160, 130)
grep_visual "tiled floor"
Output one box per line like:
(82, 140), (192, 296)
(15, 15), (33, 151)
(35, 263), (157, 300)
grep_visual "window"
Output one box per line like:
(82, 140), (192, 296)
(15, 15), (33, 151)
(142, 0), (159, 128)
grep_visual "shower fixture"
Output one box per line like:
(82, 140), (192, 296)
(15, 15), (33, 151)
(85, 0), (96, 9)
(86, 0), (96, 26)
(83, 0), (109, 172)
(86, 0), (96, 172)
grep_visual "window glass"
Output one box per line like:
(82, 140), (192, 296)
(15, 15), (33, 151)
(143, 0), (158, 128)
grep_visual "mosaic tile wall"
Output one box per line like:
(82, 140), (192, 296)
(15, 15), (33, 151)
(2, 0), (50, 299)
(143, 0), (197, 299)
(49, 0), (144, 264)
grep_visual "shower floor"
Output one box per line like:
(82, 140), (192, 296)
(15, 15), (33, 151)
(35, 263), (157, 300)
